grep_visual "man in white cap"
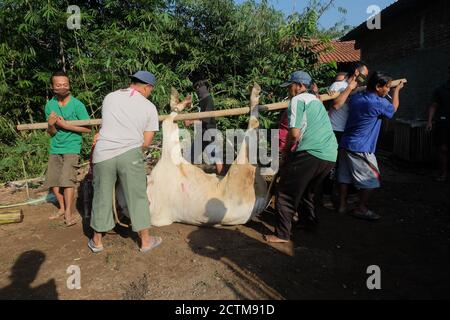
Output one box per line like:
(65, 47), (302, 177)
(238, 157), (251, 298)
(265, 71), (338, 243)
(89, 71), (163, 253)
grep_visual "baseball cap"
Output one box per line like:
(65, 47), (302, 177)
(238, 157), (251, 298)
(280, 71), (312, 87)
(130, 71), (157, 86)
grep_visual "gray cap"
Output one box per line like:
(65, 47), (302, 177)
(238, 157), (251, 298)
(280, 71), (312, 87)
(130, 71), (157, 86)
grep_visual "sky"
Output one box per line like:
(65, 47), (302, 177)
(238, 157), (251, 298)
(235, 0), (397, 29)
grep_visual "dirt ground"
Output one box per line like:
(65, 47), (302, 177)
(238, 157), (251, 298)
(0, 155), (449, 300)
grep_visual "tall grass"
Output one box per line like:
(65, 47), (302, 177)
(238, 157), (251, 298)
(0, 116), (95, 183)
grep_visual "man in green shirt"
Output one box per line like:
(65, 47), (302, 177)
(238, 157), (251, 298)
(45, 70), (91, 226)
(265, 71), (337, 243)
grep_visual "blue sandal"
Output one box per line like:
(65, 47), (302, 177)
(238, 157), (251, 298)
(139, 236), (162, 253)
(88, 239), (104, 253)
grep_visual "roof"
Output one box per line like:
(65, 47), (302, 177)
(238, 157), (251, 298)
(342, 0), (421, 41)
(315, 40), (361, 63)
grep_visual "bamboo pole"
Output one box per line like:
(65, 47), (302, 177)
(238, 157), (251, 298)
(16, 79), (406, 131)
(0, 208), (24, 225)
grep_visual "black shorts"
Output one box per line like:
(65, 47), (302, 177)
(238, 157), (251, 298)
(435, 121), (450, 146)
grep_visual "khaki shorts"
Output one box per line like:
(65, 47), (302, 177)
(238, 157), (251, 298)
(45, 154), (80, 188)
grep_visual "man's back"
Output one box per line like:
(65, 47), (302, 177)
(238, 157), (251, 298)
(341, 92), (395, 153)
(93, 88), (159, 163)
(328, 81), (350, 132)
(289, 93), (338, 162)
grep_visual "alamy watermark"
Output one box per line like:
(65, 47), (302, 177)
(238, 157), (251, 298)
(366, 265), (381, 290)
(66, 265), (81, 290)
(367, 5), (382, 30)
(172, 124), (280, 174)
(67, 5), (81, 30)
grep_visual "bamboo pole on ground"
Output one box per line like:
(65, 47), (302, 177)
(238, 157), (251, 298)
(0, 208), (24, 225)
(16, 79), (406, 131)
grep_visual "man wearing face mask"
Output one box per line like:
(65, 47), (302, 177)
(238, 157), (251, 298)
(326, 63), (369, 211)
(45, 70), (91, 226)
(427, 66), (450, 182)
(330, 63), (369, 143)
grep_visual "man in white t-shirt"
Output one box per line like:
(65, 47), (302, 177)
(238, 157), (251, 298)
(329, 63), (369, 140)
(89, 71), (162, 254)
(326, 64), (369, 211)
(329, 72), (350, 138)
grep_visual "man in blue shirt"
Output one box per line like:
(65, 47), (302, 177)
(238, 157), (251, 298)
(338, 72), (405, 220)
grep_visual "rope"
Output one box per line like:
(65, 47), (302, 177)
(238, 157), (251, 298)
(112, 186), (130, 228)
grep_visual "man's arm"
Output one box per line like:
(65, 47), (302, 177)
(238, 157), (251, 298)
(142, 131), (155, 151)
(47, 125), (57, 137)
(47, 111), (58, 137)
(391, 81), (405, 112)
(55, 117), (91, 133)
(332, 77), (357, 110)
(427, 102), (438, 131)
(281, 128), (301, 166)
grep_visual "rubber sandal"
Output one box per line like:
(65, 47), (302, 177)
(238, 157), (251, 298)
(351, 209), (380, 221)
(64, 216), (80, 227)
(88, 239), (104, 253)
(139, 236), (163, 253)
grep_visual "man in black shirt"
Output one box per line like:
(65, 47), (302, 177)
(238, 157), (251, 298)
(427, 66), (450, 181)
(185, 80), (223, 175)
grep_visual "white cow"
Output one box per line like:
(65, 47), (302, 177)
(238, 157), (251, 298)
(118, 85), (268, 227)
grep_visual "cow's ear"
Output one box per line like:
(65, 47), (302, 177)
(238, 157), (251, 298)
(170, 87), (180, 111)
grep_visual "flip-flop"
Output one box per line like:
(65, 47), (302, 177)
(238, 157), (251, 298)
(88, 239), (104, 253)
(139, 236), (163, 253)
(64, 216), (81, 227)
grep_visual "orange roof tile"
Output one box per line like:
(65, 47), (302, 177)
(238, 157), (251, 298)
(316, 40), (361, 63)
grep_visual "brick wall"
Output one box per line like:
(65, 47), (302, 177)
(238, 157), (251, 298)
(354, 0), (450, 121)
(351, 0), (450, 155)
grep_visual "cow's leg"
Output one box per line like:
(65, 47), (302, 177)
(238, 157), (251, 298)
(160, 88), (193, 164)
(236, 84), (261, 165)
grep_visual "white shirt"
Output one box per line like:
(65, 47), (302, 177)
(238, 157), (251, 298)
(328, 81), (349, 132)
(93, 88), (159, 163)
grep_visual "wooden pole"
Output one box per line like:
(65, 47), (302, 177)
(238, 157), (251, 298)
(0, 208), (24, 225)
(16, 79), (406, 131)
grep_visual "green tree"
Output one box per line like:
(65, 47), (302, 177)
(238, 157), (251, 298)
(0, 0), (339, 182)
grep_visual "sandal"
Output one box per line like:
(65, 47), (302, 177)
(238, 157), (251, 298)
(351, 209), (380, 221)
(64, 215), (81, 227)
(88, 239), (104, 253)
(140, 236), (163, 253)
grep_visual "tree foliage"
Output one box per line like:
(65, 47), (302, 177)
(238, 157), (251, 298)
(0, 0), (339, 182)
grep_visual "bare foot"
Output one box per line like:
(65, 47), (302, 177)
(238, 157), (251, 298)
(264, 235), (289, 243)
(49, 210), (65, 220)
